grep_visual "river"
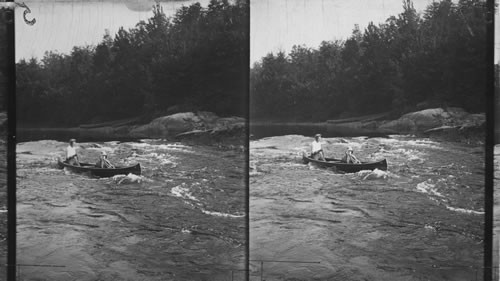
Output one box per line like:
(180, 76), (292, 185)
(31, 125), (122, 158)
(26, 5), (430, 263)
(16, 139), (246, 281)
(250, 135), (484, 281)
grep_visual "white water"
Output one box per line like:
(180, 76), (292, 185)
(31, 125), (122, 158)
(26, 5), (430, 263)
(17, 139), (246, 280)
(250, 134), (484, 281)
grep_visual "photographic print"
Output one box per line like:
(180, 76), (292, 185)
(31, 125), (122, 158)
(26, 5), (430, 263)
(15, 0), (248, 280)
(249, 0), (486, 280)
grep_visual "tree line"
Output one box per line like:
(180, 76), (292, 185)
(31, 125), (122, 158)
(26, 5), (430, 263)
(250, 0), (488, 121)
(17, 0), (249, 127)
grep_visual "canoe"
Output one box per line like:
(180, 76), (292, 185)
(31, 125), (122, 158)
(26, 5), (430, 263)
(57, 159), (141, 178)
(302, 154), (387, 173)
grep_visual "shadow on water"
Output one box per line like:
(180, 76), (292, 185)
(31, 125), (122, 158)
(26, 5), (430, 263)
(17, 128), (141, 143)
(19, 122), (392, 142)
(250, 122), (392, 139)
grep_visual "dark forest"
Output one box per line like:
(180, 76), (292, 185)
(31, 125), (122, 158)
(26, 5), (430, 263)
(250, 0), (488, 121)
(16, 0), (249, 127)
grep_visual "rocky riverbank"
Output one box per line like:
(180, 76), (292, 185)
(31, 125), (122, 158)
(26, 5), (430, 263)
(17, 112), (246, 148)
(15, 107), (484, 146)
(251, 108), (485, 144)
(379, 108), (485, 144)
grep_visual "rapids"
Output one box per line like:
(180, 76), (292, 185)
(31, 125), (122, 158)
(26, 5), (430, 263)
(17, 139), (246, 281)
(250, 135), (484, 281)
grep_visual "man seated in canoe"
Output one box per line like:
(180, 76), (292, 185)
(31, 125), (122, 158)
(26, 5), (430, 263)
(66, 139), (80, 166)
(311, 134), (326, 161)
(95, 151), (115, 168)
(341, 146), (361, 164)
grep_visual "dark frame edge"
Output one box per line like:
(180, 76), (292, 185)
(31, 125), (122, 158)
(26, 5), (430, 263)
(244, 0), (250, 280)
(485, 0), (495, 280)
(5, 3), (15, 281)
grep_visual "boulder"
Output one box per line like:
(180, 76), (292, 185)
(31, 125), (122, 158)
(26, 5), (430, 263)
(379, 108), (484, 134)
(130, 111), (219, 138)
(129, 111), (245, 141)
(212, 116), (246, 134)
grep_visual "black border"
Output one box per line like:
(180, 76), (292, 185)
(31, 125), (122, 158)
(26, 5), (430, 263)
(486, 0), (495, 280)
(244, 1), (250, 280)
(5, 3), (15, 281)
(3, 1), (497, 281)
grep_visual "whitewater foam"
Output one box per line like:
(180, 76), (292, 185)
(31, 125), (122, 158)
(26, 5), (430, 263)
(111, 173), (152, 184)
(201, 210), (246, 218)
(127, 141), (192, 153)
(445, 206), (484, 215)
(416, 181), (444, 197)
(357, 169), (389, 180)
(171, 184), (199, 202)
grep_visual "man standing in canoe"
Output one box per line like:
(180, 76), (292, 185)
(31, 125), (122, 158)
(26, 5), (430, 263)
(342, 146), (361, 164)
(66, 139), (80, 166)
(311, 134), (326, 161)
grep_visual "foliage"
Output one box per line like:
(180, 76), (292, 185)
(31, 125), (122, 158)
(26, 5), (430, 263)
(250, 0), (487, 121)
(17, 0), (249, 126)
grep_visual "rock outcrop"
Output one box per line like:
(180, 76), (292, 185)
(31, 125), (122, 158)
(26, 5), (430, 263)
(129, 111), (245, 142)
(378, 107), (484, 133)
(375, 107), (485, 144)
(16, 108), (484, 145)
(18, 111), (245, 146)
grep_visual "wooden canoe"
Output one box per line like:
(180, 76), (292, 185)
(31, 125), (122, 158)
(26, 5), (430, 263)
(57, 159), (141, 178)
(303, 154), (387, 173)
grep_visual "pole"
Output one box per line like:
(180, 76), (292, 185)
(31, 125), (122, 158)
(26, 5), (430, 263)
(260, 261), (263, 281)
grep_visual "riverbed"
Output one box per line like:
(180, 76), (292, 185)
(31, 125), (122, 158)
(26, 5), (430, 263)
(250, 135), (484, 281)
(17, 139), (246, 281)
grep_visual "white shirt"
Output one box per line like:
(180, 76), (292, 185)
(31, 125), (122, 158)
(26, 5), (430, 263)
(66, 145), (77, 159)
(311, 140), (322, 154)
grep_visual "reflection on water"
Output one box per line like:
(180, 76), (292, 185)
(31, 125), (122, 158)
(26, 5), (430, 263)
(16, 0), (211, 61)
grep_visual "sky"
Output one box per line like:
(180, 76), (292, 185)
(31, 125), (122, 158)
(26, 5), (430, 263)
(250, 0), (496, 64)
(15, 0), (210, 61)
(15, 0), (497, 64)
